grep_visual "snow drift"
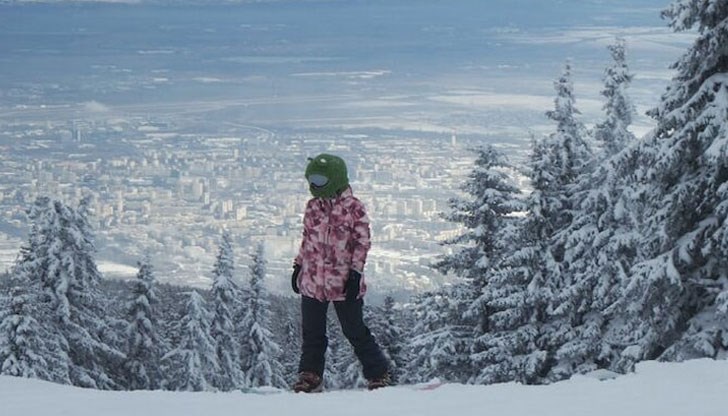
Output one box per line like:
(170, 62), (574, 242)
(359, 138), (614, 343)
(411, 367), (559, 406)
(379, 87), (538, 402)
(1, 359), (726, 416)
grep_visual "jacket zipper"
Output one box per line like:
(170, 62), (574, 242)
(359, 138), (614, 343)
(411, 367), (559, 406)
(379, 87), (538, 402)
(322, 199), (334, 295)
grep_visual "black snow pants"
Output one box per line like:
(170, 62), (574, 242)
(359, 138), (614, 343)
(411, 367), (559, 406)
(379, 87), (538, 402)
(298, 296), (389, 380)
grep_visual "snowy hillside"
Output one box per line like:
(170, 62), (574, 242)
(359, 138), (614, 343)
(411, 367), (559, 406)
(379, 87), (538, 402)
(2, 359), (726, 416)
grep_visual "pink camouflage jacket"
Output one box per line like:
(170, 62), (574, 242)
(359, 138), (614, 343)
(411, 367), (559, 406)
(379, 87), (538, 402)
(294, 186), (371, 302)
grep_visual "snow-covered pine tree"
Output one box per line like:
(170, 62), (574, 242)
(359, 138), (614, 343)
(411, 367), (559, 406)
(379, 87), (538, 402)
(240, 243), (286, 388)
(435, 145), (523, 281)
(210, 231), (245, 391)
(367, 296), (405, 384)
(614, 0), (728, 367)
(402, 284), (472, 384)
(14, 196), (124, 389)
(538, 62), (595, 382)
(470, 138), (555, 385)
(278, 308), (301, 384)
(594, 38), (636, 159)
(551, 39), (639, 378)
(543, 61), (593, 235)
(124, 256), (162, 390)
(162, 290), (219, 391)
(432, 144), (524, 382)
(0, 274), (70, 384)
(0, 285), (67, 382)
(155, 283), (186, 357)
(472, 64), (592, 384)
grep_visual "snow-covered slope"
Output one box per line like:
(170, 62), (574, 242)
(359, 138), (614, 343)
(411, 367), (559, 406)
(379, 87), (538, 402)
(1, 359), (726, 416)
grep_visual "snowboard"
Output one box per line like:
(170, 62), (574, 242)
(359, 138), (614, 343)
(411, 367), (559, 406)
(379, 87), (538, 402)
(240, 386), (286, 395)
(241, 379), (444, 395)
(410, 379), (444, 391)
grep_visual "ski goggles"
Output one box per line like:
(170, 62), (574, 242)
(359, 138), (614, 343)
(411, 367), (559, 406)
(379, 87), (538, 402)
(308, 174), (329, 188)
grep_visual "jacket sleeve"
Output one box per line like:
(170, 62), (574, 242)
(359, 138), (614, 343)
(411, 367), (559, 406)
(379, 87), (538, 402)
(295, 200), (313, 266)
(350, 199), (371, 272)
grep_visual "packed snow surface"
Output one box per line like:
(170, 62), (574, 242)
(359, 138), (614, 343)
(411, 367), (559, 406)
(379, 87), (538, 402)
(2, 359), (726, 416)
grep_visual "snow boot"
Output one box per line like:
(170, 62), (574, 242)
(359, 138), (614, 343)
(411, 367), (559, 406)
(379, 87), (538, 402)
(367, 372), (391, 390)
(293, 371), (323, 393)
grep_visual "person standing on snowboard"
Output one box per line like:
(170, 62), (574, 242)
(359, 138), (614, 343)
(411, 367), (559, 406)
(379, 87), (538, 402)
(291, 153), (390, 392)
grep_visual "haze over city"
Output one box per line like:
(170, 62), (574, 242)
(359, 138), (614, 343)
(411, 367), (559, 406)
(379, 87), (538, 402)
(0, 0), (693, 299)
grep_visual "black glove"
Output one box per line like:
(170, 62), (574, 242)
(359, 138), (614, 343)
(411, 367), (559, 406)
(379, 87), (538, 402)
(343, 269), (361, 302)
(291, 264), (302, 294)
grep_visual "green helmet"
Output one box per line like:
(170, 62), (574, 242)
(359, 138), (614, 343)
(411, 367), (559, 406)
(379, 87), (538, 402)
(305, 153), (349, 198)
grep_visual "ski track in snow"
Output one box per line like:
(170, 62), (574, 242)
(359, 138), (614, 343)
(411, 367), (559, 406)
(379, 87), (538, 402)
(1, 359), (727, 416)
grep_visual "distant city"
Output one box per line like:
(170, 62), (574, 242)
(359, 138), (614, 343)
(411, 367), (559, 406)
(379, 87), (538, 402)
(0, 0), (688, 300)
(0, 110), (513, 300)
